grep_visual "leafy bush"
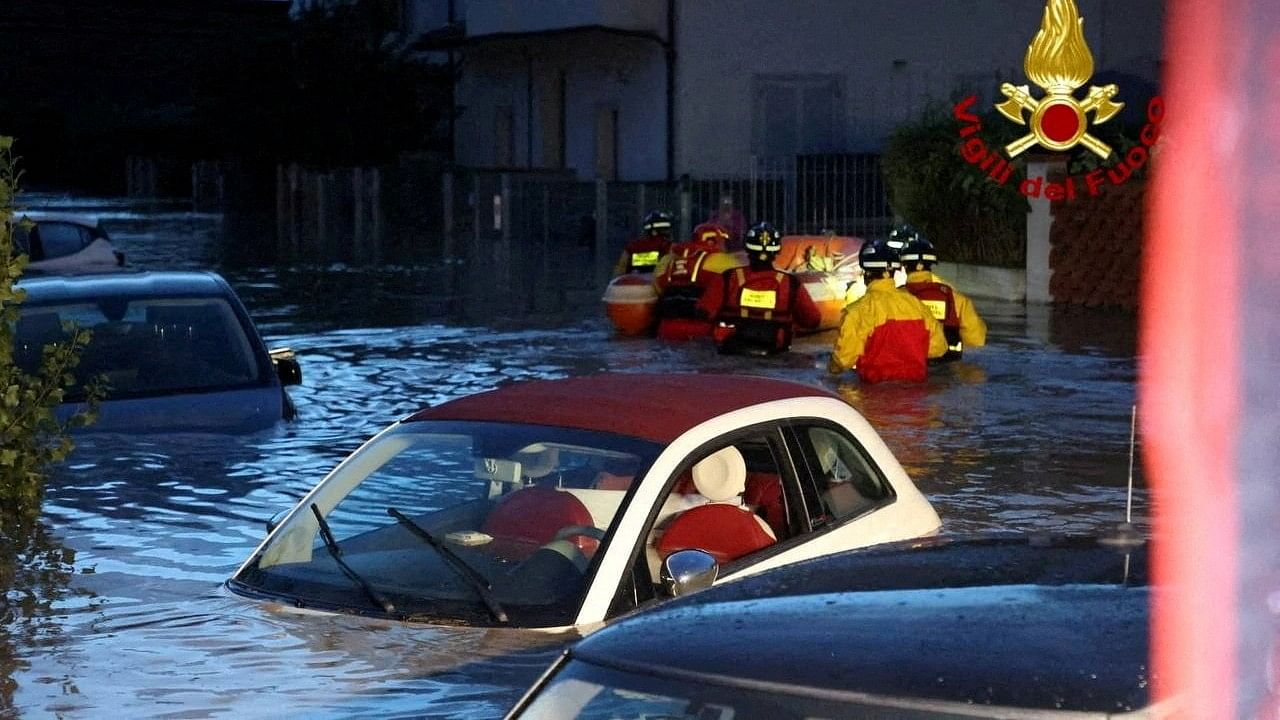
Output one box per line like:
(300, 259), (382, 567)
(881, 101), (1030, 267)
(0, 138), (100, 527)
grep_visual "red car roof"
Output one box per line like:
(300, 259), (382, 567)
(406, 373), (839, 444)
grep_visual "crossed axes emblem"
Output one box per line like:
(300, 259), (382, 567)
(996, 82), (1124, 158)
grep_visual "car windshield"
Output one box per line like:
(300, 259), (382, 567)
(14, 295), (264, 402)
(235, 421), (661, 627)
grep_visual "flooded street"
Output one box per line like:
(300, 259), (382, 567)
(4, 197), (1144, 718)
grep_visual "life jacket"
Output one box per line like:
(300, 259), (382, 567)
(623, 236), (671, 274)
(905, 280), (963, 359)
(657, 240), (717, 320)
(713, 266), (800, 353)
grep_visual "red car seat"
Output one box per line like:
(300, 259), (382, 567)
(482, 486), (596, 560)
(744, 472), (786, 537)
(657, 447), (776, 565)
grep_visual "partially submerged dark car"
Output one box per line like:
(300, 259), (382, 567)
(12, 213), (125, 273)
(14, 271), (301, 433)
(506, 534), (1170, 719)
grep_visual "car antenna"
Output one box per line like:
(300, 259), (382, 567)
(1102, 404), (1144, 552)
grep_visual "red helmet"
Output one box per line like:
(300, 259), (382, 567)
(691, 222), (729, 249)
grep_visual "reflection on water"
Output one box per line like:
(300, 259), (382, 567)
(3, 196), (1145, 717)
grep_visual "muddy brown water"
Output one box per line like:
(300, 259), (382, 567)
(1, 196), (1144, 718)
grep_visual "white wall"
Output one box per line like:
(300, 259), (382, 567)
(674, 0), (1164, 175)
(454, 32), (669, 180)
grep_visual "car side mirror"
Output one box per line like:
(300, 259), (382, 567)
(266, 508), (290, 535)
(660, 549), (718, 598)
(270, 347), (302, 386)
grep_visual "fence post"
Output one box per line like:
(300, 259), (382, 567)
(314, 172), (327, 262)
(289, 164), (300, 257)
(595, 179), (610, 288)
(442, 171), (455, 262)
(370, 167), (383, 266)
(678, 177), (692, 242)
(276, 165), (287, 259)
(1025, 157), (1063, 303)
(353, 167), (365, 264)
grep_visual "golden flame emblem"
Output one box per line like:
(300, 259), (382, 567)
(996, 0), (1123, 158)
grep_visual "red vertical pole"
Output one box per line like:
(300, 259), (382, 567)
(1143, 0), (1244, 716)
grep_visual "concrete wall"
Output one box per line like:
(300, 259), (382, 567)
(674, 0), (1164, 175)
(455, 33), (669, 180)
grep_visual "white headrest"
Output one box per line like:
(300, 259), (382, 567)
(691, 446), (747, 502)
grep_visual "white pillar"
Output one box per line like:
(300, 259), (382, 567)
(1024, 158), (1066, 304)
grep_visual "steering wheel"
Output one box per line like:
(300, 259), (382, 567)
(553, 525), (605, 558)
(554, 525), (605, 542)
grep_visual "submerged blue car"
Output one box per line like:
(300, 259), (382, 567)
(14, 271), (301, 433)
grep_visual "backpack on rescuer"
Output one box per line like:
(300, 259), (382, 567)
(713, 266), (800, 354)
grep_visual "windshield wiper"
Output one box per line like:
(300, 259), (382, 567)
(387, 507), (509, 624)
(310, 503), (396, 615)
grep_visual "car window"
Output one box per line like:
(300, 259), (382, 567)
(641, 427), (793, 587)
(34, 222), (91, 259)
(15, 296), (263, 401)
(792, 424), (891, 527)
(241, 422), (661, 627)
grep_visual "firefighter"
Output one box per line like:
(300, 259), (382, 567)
(827, 240), (947, 383)
(704, 222), (822, 355)
(653, 222), (741, 341)
(885, 224), (919, 287)
(613, 211), (674, 276)
(900, 236), (987, 361)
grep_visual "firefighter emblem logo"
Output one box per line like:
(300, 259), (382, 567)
(995, 0), (1123, 158)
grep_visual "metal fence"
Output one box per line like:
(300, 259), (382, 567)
(686, 154), (892, 241)
(432, 154), (892, 315)
(260, 152), (892, 316)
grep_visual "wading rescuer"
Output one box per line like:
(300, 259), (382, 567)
(828, 240), (946, 383)
(613, 211), (674, 276)
(900, 237), (987, 361)
(703, 222), (821, 354)
(653, 222), (740, 341)
(886, 225), (918, 287)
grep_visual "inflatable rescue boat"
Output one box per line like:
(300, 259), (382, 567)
(603, 234), (866, 336)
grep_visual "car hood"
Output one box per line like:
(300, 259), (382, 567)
(572, 535), (1151, 713)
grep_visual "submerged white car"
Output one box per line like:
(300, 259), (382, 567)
(228, 374), (940, 630)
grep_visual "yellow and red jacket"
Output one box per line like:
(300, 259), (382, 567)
(904, 270), (987, 358)
(829, 278), (947, 383)
(614, 235), (672, 276)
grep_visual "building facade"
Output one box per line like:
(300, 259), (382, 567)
(415, 0), (1164, 181)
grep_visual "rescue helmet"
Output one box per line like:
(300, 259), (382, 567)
(859, 239), (900, 272)
(744, 222), (782, 254)
(691, 222), (730, 248)
(900, 237), (939, 269)
(886, 224), (920, 252)
(642, 210), (674, 236)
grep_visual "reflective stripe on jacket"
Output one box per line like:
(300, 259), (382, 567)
(829, 278), (947, 383)
(905, 271), (987, 350)
(614, 236), (672, 276)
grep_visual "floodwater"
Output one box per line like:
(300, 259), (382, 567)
(3, 196), (1144, 718)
